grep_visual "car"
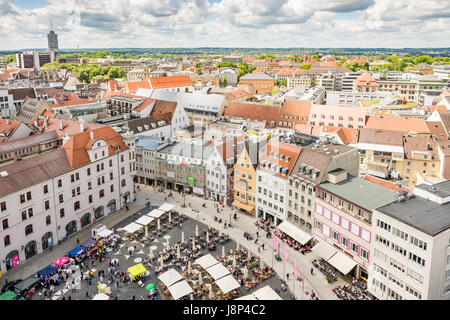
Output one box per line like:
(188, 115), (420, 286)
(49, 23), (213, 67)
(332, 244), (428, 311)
(1, 279), (23, 294)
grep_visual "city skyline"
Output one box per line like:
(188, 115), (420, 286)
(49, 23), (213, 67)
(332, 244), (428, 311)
(1, 0), (449, 50)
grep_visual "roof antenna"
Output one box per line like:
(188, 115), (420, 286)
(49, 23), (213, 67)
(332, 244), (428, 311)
(50, 19), (53, 31)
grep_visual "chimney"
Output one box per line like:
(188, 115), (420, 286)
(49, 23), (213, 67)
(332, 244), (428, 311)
(90, 130), (94, 140)
(59, 119), (63, 130)
(80, 122), (84, 132)
(6, 119), (10, 125)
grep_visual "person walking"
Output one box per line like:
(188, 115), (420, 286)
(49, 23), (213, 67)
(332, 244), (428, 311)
(310, 267), (314, 275)
(261, 243), (265, 250)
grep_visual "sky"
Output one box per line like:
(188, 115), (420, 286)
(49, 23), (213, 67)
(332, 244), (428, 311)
(0, 0), (449, 50)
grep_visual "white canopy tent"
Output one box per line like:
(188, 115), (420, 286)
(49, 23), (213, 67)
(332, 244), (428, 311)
(205, 263), (230, 280)
(134, 215), (155, 226)
(327, 251), (357, 275)
(194, 254), (219, 269)
(312, 240), (338, 261)
(277, 221), (312, 245)
(122, 222), (143, 234)
(215, 275), (240, 294)
(167, 280), (193, 300)
(147, 209), (166, 219)
(97, 228), (113, 238)
(158, 268), (184, 287)
(92, 293), (110, 300)
(158, 203), (175, 212)
(253, 285), (283, 300)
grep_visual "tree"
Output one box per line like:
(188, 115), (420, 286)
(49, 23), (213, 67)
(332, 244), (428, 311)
(274, 79), (281, 87)
(196, 68), (203, 75)
(222, 77), (227, 86)
(217, 61), (236, 68)
(299, 63), (311, 70)
(281, 79), (287, 87)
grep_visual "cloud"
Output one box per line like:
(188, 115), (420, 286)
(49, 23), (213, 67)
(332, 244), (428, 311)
(0, 0), (448, 49)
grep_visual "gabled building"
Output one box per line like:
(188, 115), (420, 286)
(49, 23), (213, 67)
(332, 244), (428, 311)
(15, 97), (49, 126)
(0, 118), (33, 143)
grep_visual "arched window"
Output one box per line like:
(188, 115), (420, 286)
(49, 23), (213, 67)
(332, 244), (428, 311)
(25, 224), (33, 236)
(4, 235), (11, 246)
(99, 189), (105, 198)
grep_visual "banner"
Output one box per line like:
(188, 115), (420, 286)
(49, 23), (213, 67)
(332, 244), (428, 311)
(284, 244), (289, 263)
(273, 233), (278, 250)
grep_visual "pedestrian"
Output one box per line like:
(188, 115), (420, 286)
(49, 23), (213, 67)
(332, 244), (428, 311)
(256, 231), (259, 238)
(310, 267), (314, 275)
(286, 273), (289, 280)
(262, 243), (265, 250)
(258, 246), (261, 253)
(86, 291), (89, 298)
(68, 296), (72, 300)
(132, 295), (135, 300)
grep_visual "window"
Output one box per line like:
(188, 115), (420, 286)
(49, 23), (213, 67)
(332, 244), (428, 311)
(87, 168), (91, 176)
(58, 194), (64, 203)
(58, 179), (62, 187)
(44, 200), (50, 210)
(88, 181), (92, 190)
(409, 252), (425, 266)
(2, 218), (8, 230)
(89, 195), (93, 203)
(0, 201), (6, 212)
(331, 230), (339, 242)
(340, 236), (348, 247)
(28, 208), (33, 217)
(99, 189), (105, 198)
(22, 211), (27, 221)
(20, 194), (25, 203)
(348, 203), (354, 212)
(410, 236), (427, 251)
(322, 224), (330, 237)
(60, 208), (65, 218)
(121, 179), (126, 187)
(46, 215), (51, 225)
(360, 247), (369, 261)
(315, 220), (322, 231)
(26, 191), (32, 201)
(43, 185), (48, 194)
(25, 224), (33, 236)
(110, 172), (114, 180)
(338, 199), (344, 207)
(74, 201), (80, 211)
(350, 242), (359, 254)
(4, 235), (10, 246)
(110, 184), (114, 192)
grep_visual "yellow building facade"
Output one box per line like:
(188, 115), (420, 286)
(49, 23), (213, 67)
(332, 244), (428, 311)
(232, 147), (257, 215)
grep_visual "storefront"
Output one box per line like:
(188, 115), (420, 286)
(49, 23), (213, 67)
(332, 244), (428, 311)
(94, 206), (104, 220)
(41, 232), (53, 251)
(5, 250), (20, 271)
(81, 212), (91, 228)
(65, 220), (77, 237)
(24, 240), (37, 260)
(106, 200), (116, 215)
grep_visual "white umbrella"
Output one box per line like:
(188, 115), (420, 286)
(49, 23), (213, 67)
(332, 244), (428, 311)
(149, 247), (154, 259)
(157, 219), (161, 230)
(232, 255), (236, 268)
(222, 246), (225, 258)
(145, 226), (148, 238)
(181, 232), (185, 243)
(169, 212), (172, 223)
(177, 246), (181, 259)
(195, 225), (199, 237)
(206, 232), (209, 243)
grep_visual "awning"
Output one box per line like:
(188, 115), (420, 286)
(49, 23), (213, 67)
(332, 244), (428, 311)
(128, 263), (147, 278)
(97, 229), (113, 238)
(13, 276), (40, 293)
(92, 293), (109, 300)
(233, 201), (254, 213)
(147, 209), (165, 219)
(134, 215), (155, 226)
(167, 280), (193, 300)
(37, 264), (58, 277)
(158, 268), (184, 287)
(277, 221), (312, 245)
(0, 290), (18, 300)
(81, 239), (98, 249)
(67, 246), (86, 257)
(327, 251), (357, 275)
(253, 285), (283, 300)
(206, 263), (230, 280)
(158, 203), (175, 212)
(53, 256), (70, 267)
(122, 222), (143, 234)
(312, 240), (338, 261)
(194, 253), (219, 269)
(215, 275), (240, 294)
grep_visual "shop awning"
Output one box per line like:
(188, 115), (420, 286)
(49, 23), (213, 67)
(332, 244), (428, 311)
(158, 268), (184, 287)
(253, 285), (283, 300)
(37, 264), (58, 277)
(232, 201), (254, 213)
(53, 256), (70, 267)
(67, 246), (86, 257)
(158, 203), (175, 212)
(312, 240), (338, 261)
(92, 293), (109, 300)
(147, 209), (166, 219)
(327, 251), (357, 275)
(0, 290), (18, 300)
(134, 215), (155, 226)
(277, 221), (312, 245)
(81, 239), (98, 249)
(167, 280), (193, 300)
(13, 276), (40, 293)
(194, 253), (219, 269)
(215, 275), (240, 294)
(206, 263), (230, 280)
(128, 263), (147, 278)
(97, 229), (113, 238)
(122, 222), (143, 234)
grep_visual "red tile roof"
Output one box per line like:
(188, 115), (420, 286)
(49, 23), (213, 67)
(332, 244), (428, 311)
(355, 72), (379, 87)
(126, 80), (151, 93)
(257, 140), (301, 178)
(149, 75), (192, 89)
(0, 119), (22, 143)
(363, 175), (411, 193)
(224, 102), (280, 127)
(365, 116), (430, 134)
(133, 98), (156, 112)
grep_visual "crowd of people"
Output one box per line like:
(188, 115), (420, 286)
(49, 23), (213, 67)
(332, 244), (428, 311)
(312, 259), (338, 283)
(333, 279), (371, 300)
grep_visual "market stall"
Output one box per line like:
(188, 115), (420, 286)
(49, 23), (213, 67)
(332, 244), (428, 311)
(215, 274), (240, 294)
(92, 293), (110, 300)
(81, 239), (102, 253)
(167, 280), (193, 300)
(158, 268), (184, 288)
(37, 264), (58, 278)
(67, 246), (86, 260)
(122, 222), (143, 234)
(52, 256), (71, 267)
(128, 263), (147, 280)
(253, 285), (283, 300)
(12, 276), (41, 297)
(0, 290), (18, 300)
(205, 263), (230, 281)
(194, 253), (219, 269)
(134, 215), (155, 226)
(158, 203), (175, 212)
(147, 209), (165, 219)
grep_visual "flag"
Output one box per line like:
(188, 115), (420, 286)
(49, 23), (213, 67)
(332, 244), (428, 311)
(294, 261), (298, 277)
(273, 233), (278, 250)
(284, 244), (289, 262)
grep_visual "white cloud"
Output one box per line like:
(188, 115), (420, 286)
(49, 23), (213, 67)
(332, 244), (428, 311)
(0, 0), (448, 49)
